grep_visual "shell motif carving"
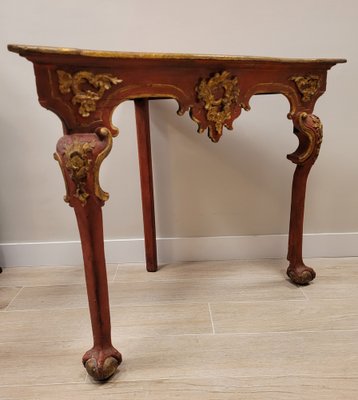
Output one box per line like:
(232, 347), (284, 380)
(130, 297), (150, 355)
(57, 70), (122, 117)
(194, 71), (241, 142)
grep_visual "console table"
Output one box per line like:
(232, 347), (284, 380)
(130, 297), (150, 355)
(8, 44), (346, 380)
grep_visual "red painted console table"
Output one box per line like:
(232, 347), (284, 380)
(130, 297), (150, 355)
(8, 44), (346, 380)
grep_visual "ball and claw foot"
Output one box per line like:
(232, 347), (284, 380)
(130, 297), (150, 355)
(83, 347), (122, 381)
(287, 263), (316, 285)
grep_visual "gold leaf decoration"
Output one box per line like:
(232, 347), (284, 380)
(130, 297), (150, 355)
(288, 112), (323, 165)
(63, 139), (95, 205)
(297, 112), (323, 164)
(93, 127), (113, 203)
(290, 75), (320, 102)
(57, 70), (122, 117)
(196, 71), (240, 139)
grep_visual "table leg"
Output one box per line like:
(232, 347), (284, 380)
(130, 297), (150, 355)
(54, 129), (121, 380)
(287, 112), (323, 285)
(74, 201), (122, 380)
(134, 99), (158, 272)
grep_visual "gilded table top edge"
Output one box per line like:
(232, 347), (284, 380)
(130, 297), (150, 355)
(7, 44), (347, 64)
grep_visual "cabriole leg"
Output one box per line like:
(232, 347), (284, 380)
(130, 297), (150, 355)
(54, 128), (121, 380)
(287, 112), (323, 285)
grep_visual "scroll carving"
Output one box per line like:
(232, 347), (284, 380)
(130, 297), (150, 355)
(54, 128), (113, 206)
(288, 112), (323, 165)
(93, 127), (113, 202)
(57, 70), (122, 117)
(193, 71), (241, 142)
(290, 75), (320, 102)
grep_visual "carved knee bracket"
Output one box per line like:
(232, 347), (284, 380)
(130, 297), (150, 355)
(287, 112), (323, 166)
(54, 127), (112, 207)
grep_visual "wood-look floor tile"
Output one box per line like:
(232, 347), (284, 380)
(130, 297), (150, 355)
(6, 276), (304, 311)
(0, 286), (22, 310)
(140, 377), (358, 400)
(0, 381), (150, 399)
(210, 299), (358, 334)
(110, 330), (358, 381)
(307, 257), (358, 269)
(0, 308), (91, 342)
(111, 303), (212, 337)
(108, 278), (304, 305)
(301, 261), (358, 300)
(0, 264), (117, 287)
(114, 259), (287, 282)
(0, 303), (211, 343)
(6, 284), (88, 310)
(2, 377), (358, 400)
(0, 341), (86, 385)
(1, 258), (358, 397)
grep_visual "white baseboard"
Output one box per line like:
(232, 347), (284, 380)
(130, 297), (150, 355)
(0, 232), (358, 267)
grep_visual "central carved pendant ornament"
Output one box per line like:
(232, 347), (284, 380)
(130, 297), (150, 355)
(195, 71), (240, 142)
(57, 70), (122, 117)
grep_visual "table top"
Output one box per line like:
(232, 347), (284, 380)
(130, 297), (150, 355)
(8, 43), (346, 142)
(8, 44), (347, 65)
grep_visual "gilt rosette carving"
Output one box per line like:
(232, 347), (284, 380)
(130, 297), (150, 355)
(191, 71), (241, 142)
(290, 75), (320, 102)
(57, 70), (122, 117)
(287, 112), (323, 165)
(54, 128), (113, 207)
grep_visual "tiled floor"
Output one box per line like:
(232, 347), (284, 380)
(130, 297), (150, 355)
(1, 258), (358, 399)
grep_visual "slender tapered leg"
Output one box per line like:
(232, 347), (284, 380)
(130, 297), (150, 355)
(134, 99), (158, 272)
(54, 128), (121, 380)
(286, 112), (323, 284)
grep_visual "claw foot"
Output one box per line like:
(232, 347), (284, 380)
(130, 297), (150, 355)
(83, 346), (122, 381)
(287, 263), (316, 285)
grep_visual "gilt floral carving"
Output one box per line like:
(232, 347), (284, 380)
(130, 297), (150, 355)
(297, 112), (323, 164)
(288, 112), (323, 165)
(62, 139), (95, 204)
(57, 70), (122, 117)
(290, 75), (320, 102)
(195, 71), (240, 141)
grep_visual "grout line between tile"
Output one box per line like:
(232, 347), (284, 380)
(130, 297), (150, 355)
(2, 373), (358, 389)
(3, 305), (90, 313)
(1, 301), (210, 313)
(1, 327), (358, 346)
(111, 276), (288, 284)
(74, 373), (358, 385)
(1, 298), (311, 313)
(0, 380), (86, 389)
(298, 286), (310, 300)
(4, 286), (25, 311)
(208, 303), (216, 334)
(1, 326), (358, 346)
(112, 264), (120, 282)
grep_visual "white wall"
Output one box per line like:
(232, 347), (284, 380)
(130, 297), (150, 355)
(0, 0), (356, 265)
